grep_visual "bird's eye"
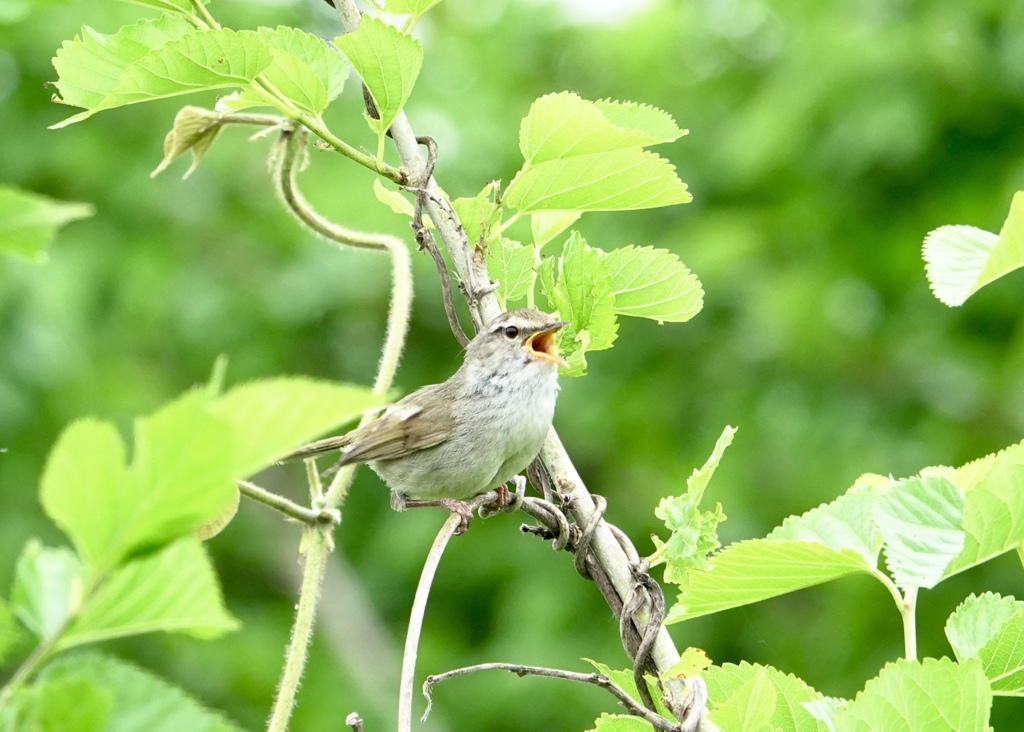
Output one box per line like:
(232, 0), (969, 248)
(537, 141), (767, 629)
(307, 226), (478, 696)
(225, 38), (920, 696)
(503, 326), (520, 339)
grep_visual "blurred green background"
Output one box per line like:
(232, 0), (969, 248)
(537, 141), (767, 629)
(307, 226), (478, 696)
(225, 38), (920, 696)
(3, 0), (1024, 729)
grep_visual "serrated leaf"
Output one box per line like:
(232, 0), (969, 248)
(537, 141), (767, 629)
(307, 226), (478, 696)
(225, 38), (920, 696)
(589, 714), (656, 732)
(11, 542), (83, 641)
(381, 0), (444, 15)
(704, 662), (828, 732)
(539, 232), (618, 376)
(666, 539), (872, 623)
(39, 652), (243, 732)
(803, 697), (847, 731)
(944, 440), (1024, 577)
(151, 106), (224, 179)
(649, 426), (733, 582)
(62, 539), (238, 648)
(53, 28), (274, 128)
(452, 182), (500, 246)
(505, 148), (691, 214)
(923, 192), (1024, 306)
(0, 185), (94, 262)
(604, 245), (703, 323)
(664, 647), (713, 680)
(51, 16), (195, 111)
(530, 211), (581, 248)
(946, 592), (1024, 695)
(584, 659), (671, 719)
(592, 99), (687, 144)
(708, 671), (776, 732)
(335, 16), (422, 134)
(485, 238), (535, 306)
(519, 92), (664, 165)
(259, 26), (347, 104)
(831, 657), (991, 732)
(875, 475), (965, 589)
(208, 377), (385, 477)
(32, 675), (112, 732)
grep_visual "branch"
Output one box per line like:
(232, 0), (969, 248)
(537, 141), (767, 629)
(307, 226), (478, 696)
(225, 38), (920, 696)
(238, 479), (340, 526)
(422, 663), (684, 732)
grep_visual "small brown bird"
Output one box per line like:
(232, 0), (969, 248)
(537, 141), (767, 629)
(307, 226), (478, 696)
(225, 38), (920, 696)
(287, 309), (568, 529)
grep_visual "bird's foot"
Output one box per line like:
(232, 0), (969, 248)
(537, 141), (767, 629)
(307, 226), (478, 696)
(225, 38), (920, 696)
(399, 496), (473, 535)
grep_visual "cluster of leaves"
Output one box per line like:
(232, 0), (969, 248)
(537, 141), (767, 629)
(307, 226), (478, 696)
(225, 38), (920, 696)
(628, 427), (1024, 731)
(0, 370), (383, 729)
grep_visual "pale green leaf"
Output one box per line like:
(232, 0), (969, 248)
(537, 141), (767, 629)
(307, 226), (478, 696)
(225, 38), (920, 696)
(875, 475), (965, 589)
(831, 657), (991, 732)
(530, 211), (581, 248)
(664, 647), (713, 680)
(381, 0), (444, 15)
(539, 232), (618, 376)
(51, 16), (195, 112)
(209, 378), (385, 478)
(452, 182), (500, 246)
(40, 653), (242, 732)
(604, 245), (703, 323)
(649, 426), (734, 582)
(485, 238), (535, 306)
(584, 659), (670, 719)
(335, 17), (422, 133)
(259, 26), (347, 104)
(519, 92), (663, 165)
(943, 440), (1024, 577)
(0, 185), (94, 262)
(946, 592), (1024, 695)
(62, 539), (238, 648)
(504, 148), (691, 214)
(373, 179), (415, 216)
(590, 714), (656, 732)
(923, 191), (1024, 306)
(592, 98), (687, 144)
(666, 539), (872, 623)
(151, 106), (224, 179)
(707, 671), (776, 732)
(53, 29), (274, 128)
(10, 542), (83, 641)
(803, 697), (847, 731)
(704, 662), (828, 732)
(32, 675), (112, 732)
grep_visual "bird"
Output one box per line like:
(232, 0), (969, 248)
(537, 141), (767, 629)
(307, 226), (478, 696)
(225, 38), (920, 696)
(285, 308), (568, 531)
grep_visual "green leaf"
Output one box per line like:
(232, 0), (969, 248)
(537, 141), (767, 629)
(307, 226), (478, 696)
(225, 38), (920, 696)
(53, 28), (274, 128)
(62, 539), (238, 648)
(592, 98), (687, 144)
(504, 148), (691, 214)
(666, 479), (884, 623)
(380, 0), (444, 15)
(452, 182), (501, 246)
(530, 211), (581, 248)
(11, 542), (84, 642)
(39, 653), (242, 732)
(485, 238), (535, 307)
(584, 659), (671, 719)
(519, 92), (668, 165)
(707, 671), (776, 732)
(209, 377), (385, 478)
(32, 675), (112, 732)
(51, 16), (195, 112)
(589, 714), (656, 732)
(923, 191), (1024, 306)
(704, 662), (828, 732)
(539, 232), (618, 377)
(946, 592), (1024, 695)
(604, 245), (703, 323)
(649, 426), (733, 583)
(875, 475), (965, 590)
(335, 16), (422, 134)
(0, 185), (94, 262)
(151, 106), (225, 179)
(373, 179), (415, 217)
(831, 657), (991, 732)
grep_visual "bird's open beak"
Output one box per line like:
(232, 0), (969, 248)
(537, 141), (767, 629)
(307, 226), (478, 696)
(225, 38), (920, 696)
(526, 321), (570, 368)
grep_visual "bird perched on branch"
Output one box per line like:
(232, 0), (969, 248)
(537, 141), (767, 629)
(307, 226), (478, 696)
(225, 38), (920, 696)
(286, 308), (568, 532)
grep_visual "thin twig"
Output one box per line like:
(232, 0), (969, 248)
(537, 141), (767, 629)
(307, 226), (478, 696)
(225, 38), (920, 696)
(238, 479), (339, 526)
(421, 663), (682, 732)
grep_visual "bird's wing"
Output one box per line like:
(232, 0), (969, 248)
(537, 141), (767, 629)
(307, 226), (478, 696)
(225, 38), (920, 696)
(339, 384), (453, 464)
